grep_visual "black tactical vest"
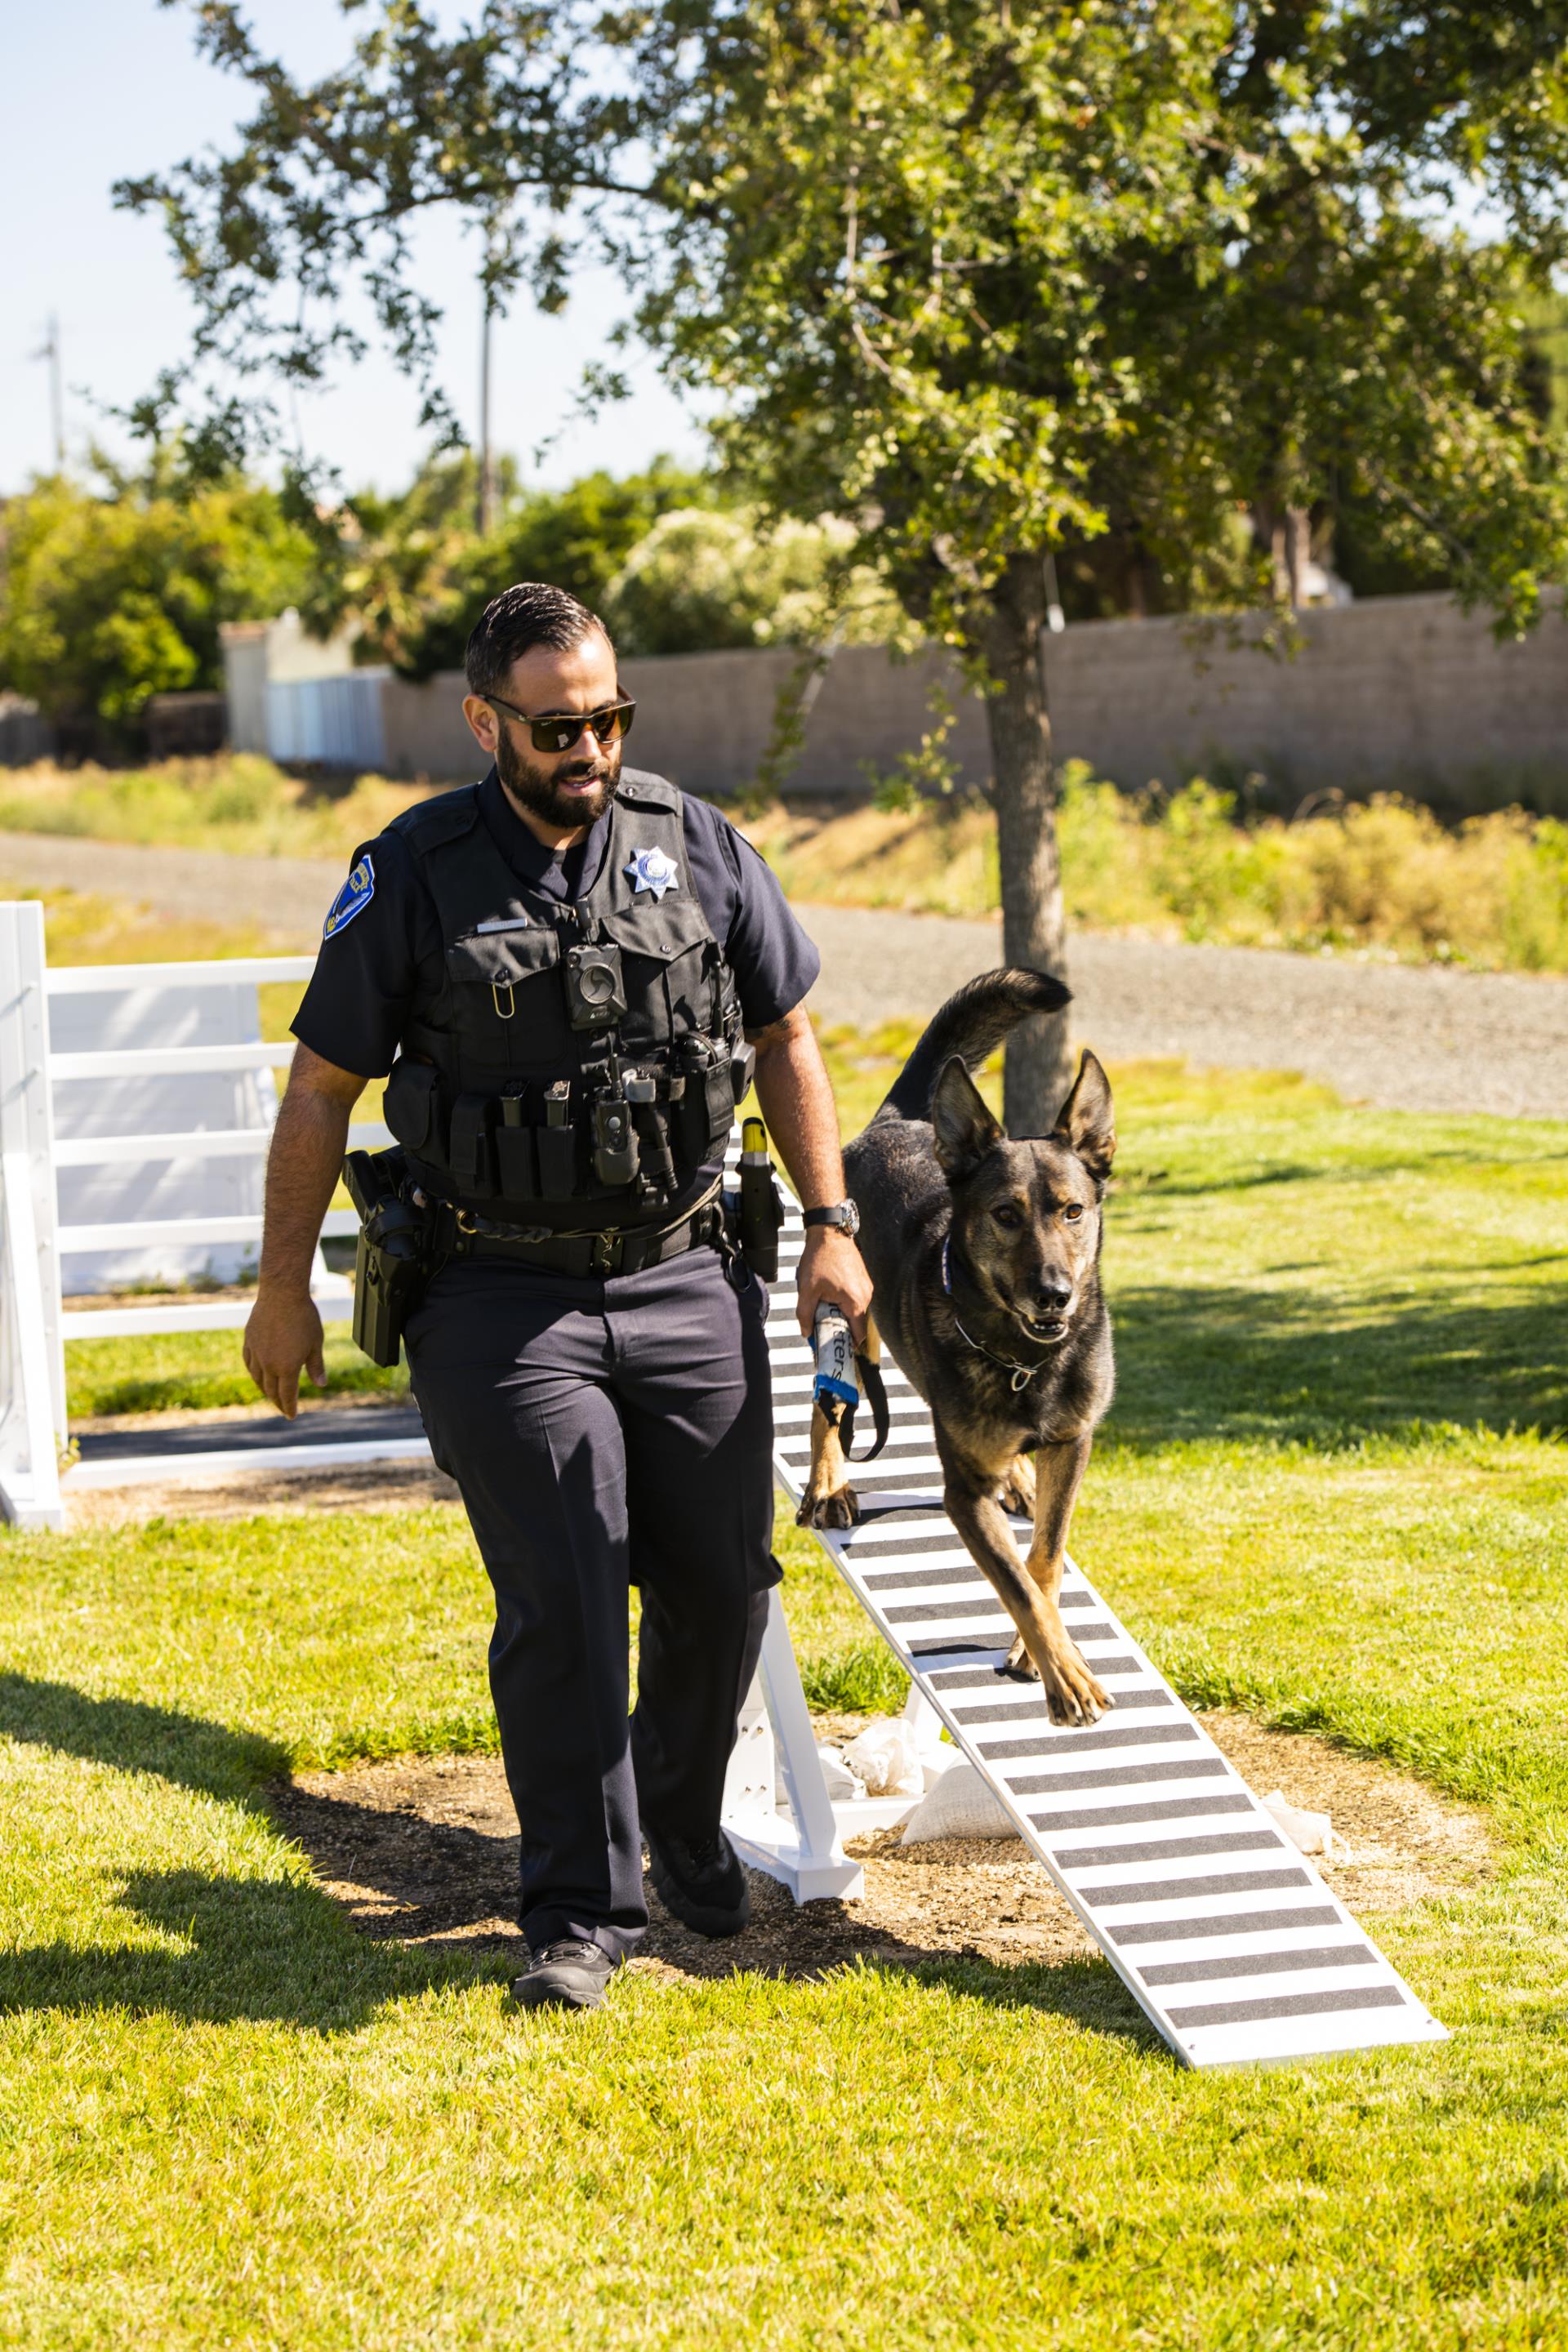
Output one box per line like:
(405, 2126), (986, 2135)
(380, 769), (746, 1232)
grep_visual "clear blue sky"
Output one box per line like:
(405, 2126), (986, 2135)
(0, 1), (706, 497)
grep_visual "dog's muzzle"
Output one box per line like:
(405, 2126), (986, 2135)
(1018, 1291), (1073, 1343)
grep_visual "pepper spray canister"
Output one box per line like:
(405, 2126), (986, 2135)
(737, 1115), (784, 1281)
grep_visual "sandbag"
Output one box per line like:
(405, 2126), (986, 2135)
(900, 1759), (1017, 1844)
(1260, 1788), (1346, 1860)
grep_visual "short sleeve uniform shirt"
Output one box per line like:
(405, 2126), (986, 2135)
(293, 767), (821, 1080)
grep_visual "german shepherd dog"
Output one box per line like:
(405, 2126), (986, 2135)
(800, 969), (1116, 1726)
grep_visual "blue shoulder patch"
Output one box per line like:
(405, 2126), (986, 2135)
(323, 853), (376, 942)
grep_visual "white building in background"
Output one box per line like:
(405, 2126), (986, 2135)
(219, 611), (388, 770)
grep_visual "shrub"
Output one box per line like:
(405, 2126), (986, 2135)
(0, 468), (314, 725)
(1145, 778), (1286, 943)
(603, 508), (902, 657)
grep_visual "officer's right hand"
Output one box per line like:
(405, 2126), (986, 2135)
(243, 1285), (328, 1420)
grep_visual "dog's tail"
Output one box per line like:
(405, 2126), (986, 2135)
(873, 967), (1071, 1122)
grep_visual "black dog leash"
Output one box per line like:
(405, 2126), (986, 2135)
(841, 1352), (891, 1462)
(813, 1300), (891, 1461)
(941, 1236), (1051, 1395)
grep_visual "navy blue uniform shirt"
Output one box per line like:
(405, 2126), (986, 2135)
(294, 767), (822, 1079)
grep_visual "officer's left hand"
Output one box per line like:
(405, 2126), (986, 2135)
(795, 1227), (874, 1346)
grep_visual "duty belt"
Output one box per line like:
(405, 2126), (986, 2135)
(422, 1179), (728, 1278)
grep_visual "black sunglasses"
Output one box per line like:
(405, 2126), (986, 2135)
(485, 694), (637, 755)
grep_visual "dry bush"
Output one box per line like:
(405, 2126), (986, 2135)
(737, 774), (1568, 971)
(1281, 799), (1568, 967)
(0, 756), (433, 859)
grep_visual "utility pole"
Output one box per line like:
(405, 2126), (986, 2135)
(477, 282), (497, 537)
(33, 315), (64, 470)
(477, 207), (513, 537)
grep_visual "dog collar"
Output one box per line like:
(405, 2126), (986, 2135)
(940, 1235), (1048, 1394)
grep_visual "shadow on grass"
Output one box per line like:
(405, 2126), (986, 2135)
(1108, 1276), (1568, 1450)
(1116, 1131), (1568, 1203)
(0, 1868), (483, 2030)
(0, 1671), (288, 1800)
(873, 1950), (1165, 2055)
(0, 1674), (1154, 2046)
(270, 1772), (1158, 2047)
(1119, 1160), (1361, 1203)
(0, 1673), (488, 2028)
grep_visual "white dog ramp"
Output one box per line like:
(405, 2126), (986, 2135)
(768, 1218), (1446, 2071)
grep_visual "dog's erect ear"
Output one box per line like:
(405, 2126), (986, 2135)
(1051, 1049), (1116, 1181)
(932, 1055), (1004, 1181)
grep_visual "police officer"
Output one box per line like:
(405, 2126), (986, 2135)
(243, 581), (872, 2011)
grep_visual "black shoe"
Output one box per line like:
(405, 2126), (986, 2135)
(510, 1938), (617, 2012)
(644, 1824), (751, 1938)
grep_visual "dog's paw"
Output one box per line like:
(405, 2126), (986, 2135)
(797, 1484), (860, 1531)
(999, 1456), (1036, 1520)
(1004, 1632), (1111, 1724)
(1002, 1633), (1040, 1683)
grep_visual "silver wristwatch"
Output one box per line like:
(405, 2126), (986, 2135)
(802, 1200), (860, 1236)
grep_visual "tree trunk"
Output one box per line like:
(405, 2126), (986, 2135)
(1283, 505), (1311, 606)
(1252, 500), (1314, 606)
(982, 554), (1075, 1134)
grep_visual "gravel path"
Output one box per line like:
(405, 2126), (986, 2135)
(800, 905), (1568, 1120)
(5, 828), (1565, 1119)
(0, 828), (347, 941)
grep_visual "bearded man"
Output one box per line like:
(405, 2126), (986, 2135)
(243, 581), (871, 2009)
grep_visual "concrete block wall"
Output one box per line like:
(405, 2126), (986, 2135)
(1045, 593), (1568, 812)
(372, 645), (995, 795)
(241, 592), (1568, 813)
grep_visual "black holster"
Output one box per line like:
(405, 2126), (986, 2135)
(343, 1147), (428, 1368)
(735, 1158), (786, 1281)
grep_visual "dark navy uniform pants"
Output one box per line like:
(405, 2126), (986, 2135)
(405, 1241), (777, 1962)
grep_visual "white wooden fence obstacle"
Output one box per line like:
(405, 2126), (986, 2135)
(0, 906), (1448, 2064)
(0, 902), (389, 1526)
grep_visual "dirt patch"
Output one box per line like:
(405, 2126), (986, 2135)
(270, 1711), (1490, 1986)
(1196, 1710), (1490, 1918)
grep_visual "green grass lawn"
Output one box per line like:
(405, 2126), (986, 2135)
(66, 1324), (407, 1420)
(6, 1048), (1568, 2347)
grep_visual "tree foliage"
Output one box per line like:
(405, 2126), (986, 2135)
(287, 444), (525, 672)
(620, 0), (1568, 635)
(124, 0), (1568, 1116)
(603, 507), (904, 655)
(0, 450), (315, 724)
(320, 461), (898, 668)
(126, 2), (1568, 623)
(305, 453), (722, 674)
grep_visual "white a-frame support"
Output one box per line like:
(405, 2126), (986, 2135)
(719, 1590), (952, 1903)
